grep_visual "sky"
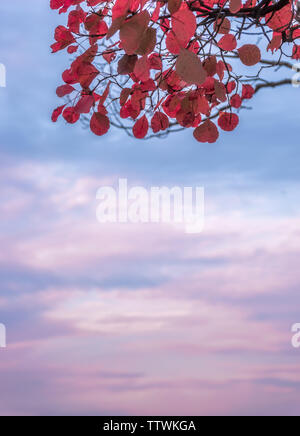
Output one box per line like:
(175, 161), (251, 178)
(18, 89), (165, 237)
(1, 0), (300, 416)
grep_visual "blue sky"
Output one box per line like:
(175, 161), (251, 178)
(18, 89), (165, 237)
(1, 0), (300, 416)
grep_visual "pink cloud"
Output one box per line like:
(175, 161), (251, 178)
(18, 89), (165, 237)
(1, 161), (300, 415)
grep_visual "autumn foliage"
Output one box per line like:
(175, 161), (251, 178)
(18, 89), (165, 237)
(50, 0), (298, 142)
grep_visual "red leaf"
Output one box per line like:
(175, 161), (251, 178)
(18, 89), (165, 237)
(218, 34), (237, 51)
(51, 104), (66, 122)
(229, 0), (241, 13)
(242, 84), (255, 99)
(265, 5), (292, 32)
(120, 11), (150, 55)
(134, 56), (150, 82)
(149, 53), (162, 70)
(50, 0), (64, 10)
(267, 33), (282, 53)
(214, 80), (227, 102)
(118, 54), (138, 75)
(63, 107), (80, 124)
(133, 115), (149, 138)
(292, 44), (300, 60)
(193, 120), (219, 143)
(230, 94), (242, 108)
(120, 88), (132, 106)
(226, 80), (236, 94)
(51, 25), (75, 52)
(168, 0), (182, 14)
(111, 0), (130, 20)
(197, 96), (210, 116)
(67, 45), (79, 54)
(203, 55), (217, 77)
(136, 27), (157, 56)
(176, 49), (207, 86)
(238, 44), (261, 66)
(172, 8), (196, 47)
(68, 10), (81, 34)
(75, 95), (94, 114)
(141, 79), (156, 92)
(176, 109), (195, 127)
(56, 84), (75, 97)
(99, 82), (111, 105)
(62, 68), (78, 85)
(218, 112), (239, 131)
(166, 30), (182, 55)
(77, 63), (99, 89)
(90, 112), (110, 136)
(214, 18), (231, 35)
(151, 111), (169, 133)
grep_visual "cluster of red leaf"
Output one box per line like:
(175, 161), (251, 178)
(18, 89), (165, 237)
(50, 0), (298, 142)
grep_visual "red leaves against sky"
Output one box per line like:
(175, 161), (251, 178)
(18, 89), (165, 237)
(50, 0), (297, 143)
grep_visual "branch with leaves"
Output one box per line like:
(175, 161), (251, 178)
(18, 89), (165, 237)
(50, 0), (299, 143)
